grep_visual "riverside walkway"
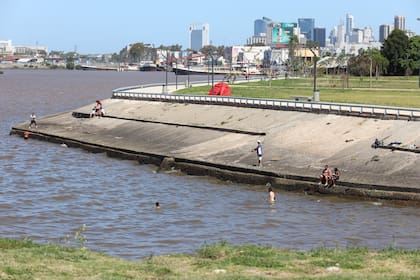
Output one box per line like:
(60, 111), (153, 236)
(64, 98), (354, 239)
(10, 82), (420, 203)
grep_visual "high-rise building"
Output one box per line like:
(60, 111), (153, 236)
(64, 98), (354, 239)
(329, 27), (338, 46)
(298, 18), (315, 41)
(346, 14), (354, 41)
(394, 15), (405, 31)
(267, 22), (299, 48)
(189, 23), (209, 51)
(350, 28), (364, 43)
(313, 28), (326, 47)
(379, 24), (390, 42)
(254, 17), (272, 36)
(336, 23), (345, 48)
(363, 26), (373, 43)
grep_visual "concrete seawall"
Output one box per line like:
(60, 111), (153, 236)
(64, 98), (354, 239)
(10, 97), (420, 203)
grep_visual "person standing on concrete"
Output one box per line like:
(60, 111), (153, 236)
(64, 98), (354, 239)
(254, 140), (263, 167)
(29, 112), (37, 128)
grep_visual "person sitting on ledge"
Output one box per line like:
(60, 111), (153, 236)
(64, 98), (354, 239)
(319, 164), (332, 186)
(372, 138), (382, 149)
(90, 100), (104, 118)
(330, 167), (340, 187)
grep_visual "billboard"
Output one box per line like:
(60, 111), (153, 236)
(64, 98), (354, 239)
(271, 22), (297, 45)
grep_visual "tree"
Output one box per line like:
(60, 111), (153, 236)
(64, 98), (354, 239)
(381, 29), (409, 75)
(306, 40), (320, 94)
(129, 43), (145, 63)
(288, 35), (299, 72)
(200, 45), (218, 56)
(347, 49), (388, 77)
(407, 36), (420, 75)
(216, 45), (225, 57)
(348, 55), (370, 76)
(371, 49), (389, 77)
(65, 52), (77, 70)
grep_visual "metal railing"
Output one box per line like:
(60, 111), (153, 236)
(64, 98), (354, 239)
(112, 82), (420, 121)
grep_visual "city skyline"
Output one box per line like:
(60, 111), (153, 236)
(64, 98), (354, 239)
(1, 0), (419, 53)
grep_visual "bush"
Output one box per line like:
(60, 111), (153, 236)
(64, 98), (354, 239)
(66, 62), (75, 70)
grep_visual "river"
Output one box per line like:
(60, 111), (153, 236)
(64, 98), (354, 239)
(0, 69), (419, 260)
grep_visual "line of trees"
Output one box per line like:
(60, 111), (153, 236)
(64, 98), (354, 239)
(348, 29), (420, 76)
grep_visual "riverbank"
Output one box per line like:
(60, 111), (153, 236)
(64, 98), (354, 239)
(10, 95), (420, 203)
(1, 238), (418, 279)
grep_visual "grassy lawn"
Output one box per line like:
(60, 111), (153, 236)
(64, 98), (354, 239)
(177, 76), (420, 108)
(1, 238), (419, 279)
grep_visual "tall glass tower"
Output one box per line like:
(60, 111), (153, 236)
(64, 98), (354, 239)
(346, 14), (354, 41)
(254, 17), (272, 35)
(313, 28), (326, 47)
(298, 18), (315, 41)
(189, 23), (209, 51)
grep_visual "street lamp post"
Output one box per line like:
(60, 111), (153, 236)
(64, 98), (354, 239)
(212, 54), (215, 95)
(207, 57), (210, 85)
(165, 50), (169, 93)
(175, 57), (178, 90)
(417, 18), (420, 88)
(307, 41), (320, 101)
(187, 52), (190, 87)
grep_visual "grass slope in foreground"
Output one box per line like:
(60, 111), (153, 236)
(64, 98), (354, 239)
(0, 239), (419, 279)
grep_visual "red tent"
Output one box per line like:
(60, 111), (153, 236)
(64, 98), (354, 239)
(208, 82), (231, 96)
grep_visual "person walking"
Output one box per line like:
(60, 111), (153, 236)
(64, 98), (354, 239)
(254, 140), (263, 167)
(29, 112), (37, 128)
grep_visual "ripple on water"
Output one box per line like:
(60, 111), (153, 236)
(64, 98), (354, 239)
(2, 71), (420, 260)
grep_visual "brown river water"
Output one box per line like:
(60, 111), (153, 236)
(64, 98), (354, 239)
(0, 70), (419, 260)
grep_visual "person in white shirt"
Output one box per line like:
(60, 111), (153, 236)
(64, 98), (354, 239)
(29, 112), (37, 128)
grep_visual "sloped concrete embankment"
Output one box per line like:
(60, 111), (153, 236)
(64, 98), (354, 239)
(10, 98), (420, 203)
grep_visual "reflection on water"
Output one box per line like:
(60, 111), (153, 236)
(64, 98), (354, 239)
(0, 70), (419, 260)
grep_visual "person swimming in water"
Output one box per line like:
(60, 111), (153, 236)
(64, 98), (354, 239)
(268, 187), (276, 202)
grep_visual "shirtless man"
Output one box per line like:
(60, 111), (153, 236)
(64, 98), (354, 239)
(319, 164), (332, 186)
(268, 187), (276, 203)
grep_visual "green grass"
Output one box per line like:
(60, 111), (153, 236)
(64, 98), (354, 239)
(177, 76), (420, 108)
(1, 238), (419, 279)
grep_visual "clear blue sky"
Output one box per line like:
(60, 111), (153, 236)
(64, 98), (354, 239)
(2, 0), (420, 54)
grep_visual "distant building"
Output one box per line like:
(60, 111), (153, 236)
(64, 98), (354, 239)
(254, 17), (272, 36)
(0, 39), (48, 58)
(247, 34), (267, 46)
(394, 15), (405, 31)
(350, 28), (364, 43)
(226, 45), (271, 67)
(0, 40), (13, 56)
(379, 24), (393, 42)
(336, 23), (345, 48)
(346, 14), (354, 42)
(363, 26), (373, 43)
(313, 28), (326, 47)
(298, 18), (315, 41)
(267, 22), (299, 48)
(329, 27), (338, 46)
(189, 23), (209, 52)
